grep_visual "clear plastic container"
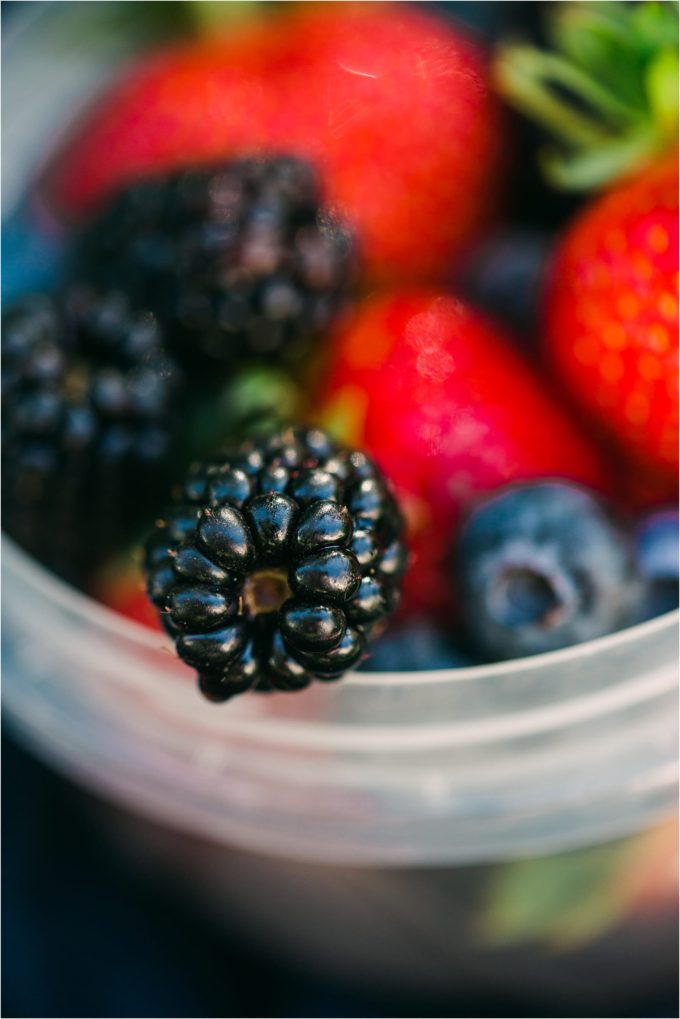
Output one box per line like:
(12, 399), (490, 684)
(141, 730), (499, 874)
(4, 533), (678, 866)
(3, 2), (679, 1006)
(3, 535), (679, 1003)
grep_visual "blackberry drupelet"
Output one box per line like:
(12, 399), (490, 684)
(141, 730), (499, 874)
(75, 157), (354, 369)
(144, 427), (407, 700)
(2, 285), (182, 585)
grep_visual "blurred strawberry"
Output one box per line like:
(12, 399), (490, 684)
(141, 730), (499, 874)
(317, 291), (612, 618)
(44, 22), (281, 212)
(496, 2), (679, 487)
(544, 157), (678, 485)
(44, 5), (503, 281)
(617, 817), (679, 917)
(272, 6), (504, 281)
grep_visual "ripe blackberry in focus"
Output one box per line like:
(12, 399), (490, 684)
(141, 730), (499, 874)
(75, 157), (354, 369)
(2, 286), (182, 585)
(144, 427), (407, 701)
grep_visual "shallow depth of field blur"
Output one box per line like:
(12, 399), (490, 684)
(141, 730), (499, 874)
(2, 2), (678, 1017)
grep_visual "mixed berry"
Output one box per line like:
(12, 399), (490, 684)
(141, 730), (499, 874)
(73, 157), (354, 369)
(3, 2), (678, 700)
(455, 482), (642, 661)
(2, 285), (181, 584)
(145, 427), (405, 699)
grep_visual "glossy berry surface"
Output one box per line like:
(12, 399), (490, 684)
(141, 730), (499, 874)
(74, 157), (353, 369)
(2, 285), (181, 584)
(634, 509), (679, 621)
(144, 427), (406, 700)
(455, 482), (641, 660)
(545, 157), (679, 484)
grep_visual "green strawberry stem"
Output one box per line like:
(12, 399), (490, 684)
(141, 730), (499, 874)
(495, 0), (679, 191)
(185, 1), (272, 33)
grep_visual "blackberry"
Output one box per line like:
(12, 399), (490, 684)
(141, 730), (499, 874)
(2, 285), (182, 585)
(455, 481), (642, 660)
(144, 427), (407, 700)
(75, 157), (354, 369)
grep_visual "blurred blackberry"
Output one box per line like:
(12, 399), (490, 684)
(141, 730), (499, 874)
(74, 157), (355, 370)
(2, 286), (182, 585)
(145, 426), (407, 701)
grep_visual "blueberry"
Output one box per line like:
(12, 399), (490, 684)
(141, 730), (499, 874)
(359, 623), (473, 672)
(1, 204), (65, 302)
(634, 509), (679, 620)
(455, 482), (641, 660)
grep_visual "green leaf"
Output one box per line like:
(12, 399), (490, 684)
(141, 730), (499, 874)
(494, 1), (679, 193)
(180, 366), (303, 462)
(186, 1), (266, 33)
(646, 46), (680, 137)
(479, 841), (632, 949)
(541, 125), (660, 191)
(552, 1), (649, 107)
(631, 1), (680, 54)
(495, 45), (608, 148)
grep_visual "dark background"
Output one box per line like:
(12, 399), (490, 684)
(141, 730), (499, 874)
(4, 733), (678, 1019)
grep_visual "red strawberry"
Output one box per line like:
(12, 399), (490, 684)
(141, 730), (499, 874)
(495, 3), (678, 487)
(544, 156), (679, 486)
(45, 23), (281, 212)
(317, 291), (613, 618)
(44, 6), (503, 281)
